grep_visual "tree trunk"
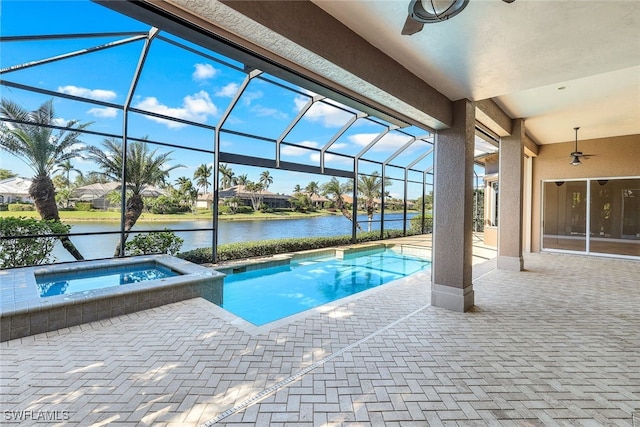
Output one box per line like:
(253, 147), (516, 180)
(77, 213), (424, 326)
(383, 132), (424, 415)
(114, 193), (144, 257)
(367, 204), (375, 232)
(29, 175), (84, 260)
(336, 198), (362, 231)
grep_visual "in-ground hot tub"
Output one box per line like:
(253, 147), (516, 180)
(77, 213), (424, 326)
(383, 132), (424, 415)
(0, 255), (224, 342)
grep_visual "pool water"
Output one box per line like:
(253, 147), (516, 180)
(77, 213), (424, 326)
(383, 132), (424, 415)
(222, 248), (430, 325)
(36, 262), (179, 297)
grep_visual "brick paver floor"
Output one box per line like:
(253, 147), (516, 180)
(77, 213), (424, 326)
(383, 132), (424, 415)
(1, 251), (638, 426)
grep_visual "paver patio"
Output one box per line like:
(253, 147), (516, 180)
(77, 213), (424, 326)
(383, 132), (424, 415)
(1, 244), (638, 426)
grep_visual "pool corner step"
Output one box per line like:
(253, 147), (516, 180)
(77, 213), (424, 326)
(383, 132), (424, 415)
(335, 244), (386, 259)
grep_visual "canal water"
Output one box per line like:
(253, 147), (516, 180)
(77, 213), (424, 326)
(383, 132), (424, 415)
(52, 212), (418, 261)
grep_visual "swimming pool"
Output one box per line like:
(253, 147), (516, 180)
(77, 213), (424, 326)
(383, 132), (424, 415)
(1, 255), (224, 342)
(221, 248), (430, 325)
(36, 262), (180, 297)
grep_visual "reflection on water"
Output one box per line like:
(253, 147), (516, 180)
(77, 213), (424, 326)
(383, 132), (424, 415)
(37, 265), (179, 297)
(38, 281), (69, 297)
(119, 268), (174, 285)
(52, 213), (417, 262)
(222, 248), (430, 325)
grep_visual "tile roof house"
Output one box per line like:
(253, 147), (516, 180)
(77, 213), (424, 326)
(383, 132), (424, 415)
(0, 177), (34, 204)
(72, 182), (165, 209)
(219, 185), (291, 209)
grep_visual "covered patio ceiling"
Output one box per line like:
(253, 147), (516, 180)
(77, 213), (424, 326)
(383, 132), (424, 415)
(132, 0), (640, 146)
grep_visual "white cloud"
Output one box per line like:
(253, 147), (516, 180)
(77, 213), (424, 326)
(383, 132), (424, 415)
(214, 85), (263, 103)
(310, 151), (352, 166)
(294, 95), (353, 127)
(347, 133), (381, 147)
(58, 85), (117, 101)
(192, 63), (217, 81)
(215, 83), (239, 97)
(281, 140), (318, 156)
(242, 90), (263, 106)
(251, 105), (288, 120)
(87, 107), (118, 118)
(330, 143), (349, 150)
(367, 132), (415, 152)
(293, 94), (311, 112)
(134, 90), (218, 129)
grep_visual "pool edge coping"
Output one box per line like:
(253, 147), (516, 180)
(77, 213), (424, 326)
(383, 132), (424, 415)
(0, 255), (226, 342)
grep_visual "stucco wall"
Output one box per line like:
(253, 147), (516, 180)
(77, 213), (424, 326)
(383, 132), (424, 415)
(530, 134), (640, 252)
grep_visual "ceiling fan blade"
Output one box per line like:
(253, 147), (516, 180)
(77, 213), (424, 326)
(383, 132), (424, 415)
(401, 15), (424, 35)
(569, 152), (596, 158)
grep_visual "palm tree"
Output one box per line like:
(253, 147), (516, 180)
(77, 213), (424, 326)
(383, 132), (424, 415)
(193, 163), (212, 195)
(259, 170), (273, 191)
(86, 137), (182, 256)
(0, 168), (17, 180)
(305, 181), (320, 198)
(174, 176), (197, 210)
(322, 177), (361, 230)
(175, 176), (191, 189)
(219, 163), (235, 189)
(75, 171), (109, 186)
(293, 184), (302, 194)
(236, 174), (249, 186)
(54, 159), (82, 188)
(290, 192), (312, 212)
(358, 171), (389, 232)
(0, 99), (90, 260)
(244, 180), (265, 211)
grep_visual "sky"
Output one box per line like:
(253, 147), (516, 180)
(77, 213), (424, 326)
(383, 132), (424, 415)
(0, 0), (463, 199)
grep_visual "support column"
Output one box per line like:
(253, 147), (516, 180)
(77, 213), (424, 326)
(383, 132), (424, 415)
(497, 119), (525, 271)
(431, 99), (475, 312)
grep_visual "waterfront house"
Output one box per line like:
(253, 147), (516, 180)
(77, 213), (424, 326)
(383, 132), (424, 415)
(219, 185), (291, 209)
(0, 177), (33, 204)
(72, 182), (165, 209)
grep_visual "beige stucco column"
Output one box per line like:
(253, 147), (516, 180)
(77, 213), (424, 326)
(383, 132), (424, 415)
(431, 99), (475, 312)
(497, 118), (525, 271)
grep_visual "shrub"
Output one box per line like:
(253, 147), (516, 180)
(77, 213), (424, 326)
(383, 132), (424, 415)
(236, 205), (253, 214)
(148, 195), (181, 214)
(0, 216), (70, 268)
(7, 203), (34, 211)
(409, 214), (433, 234)
(75, 202), (93, 211)
(124, 229), (184, 256)
(177, 229), (418, 264)
(218, 205), (232, 215)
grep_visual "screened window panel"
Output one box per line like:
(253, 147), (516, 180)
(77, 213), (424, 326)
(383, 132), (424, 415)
(223, 78), (301, 139)
(219, 133), (276, 161)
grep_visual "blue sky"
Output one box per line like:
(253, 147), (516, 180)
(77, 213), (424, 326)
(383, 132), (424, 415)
(1, 0), (438, 198)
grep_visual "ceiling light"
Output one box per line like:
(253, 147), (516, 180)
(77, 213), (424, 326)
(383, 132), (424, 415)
(407, 0), (470, 24)
(402, 0), (517, 35)
(570, 155), (581, 166)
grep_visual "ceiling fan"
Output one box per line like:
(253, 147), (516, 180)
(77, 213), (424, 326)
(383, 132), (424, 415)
(569, 127), (595, 166)
(402, 0), (516, 36)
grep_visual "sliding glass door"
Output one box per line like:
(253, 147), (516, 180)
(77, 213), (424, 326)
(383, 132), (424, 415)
(543, 180), (587, 252)
(542, 177), (640, 258)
